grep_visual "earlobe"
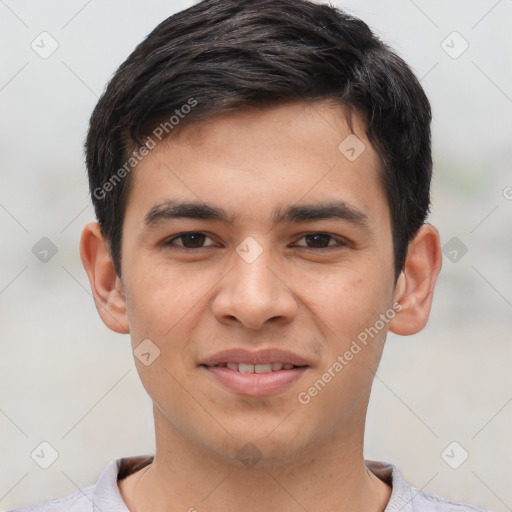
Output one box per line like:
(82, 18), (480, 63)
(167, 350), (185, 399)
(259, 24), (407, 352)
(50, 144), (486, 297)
(389, 224), (442, 336)
(80, 222), (130, 334)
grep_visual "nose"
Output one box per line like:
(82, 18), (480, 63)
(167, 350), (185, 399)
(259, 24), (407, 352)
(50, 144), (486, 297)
(211, 244), (298, 331)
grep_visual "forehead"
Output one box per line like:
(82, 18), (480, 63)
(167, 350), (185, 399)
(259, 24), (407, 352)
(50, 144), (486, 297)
(124, 101), (387, 228)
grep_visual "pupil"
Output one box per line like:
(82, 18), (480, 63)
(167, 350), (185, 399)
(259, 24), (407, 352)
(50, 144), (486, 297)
(306, 234), (330, 248)
(183, 234), (205, 248)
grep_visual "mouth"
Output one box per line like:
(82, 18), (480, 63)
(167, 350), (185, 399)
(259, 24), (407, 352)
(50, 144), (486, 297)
(199, 349), (310, 396)
(203, 362), (306, 373)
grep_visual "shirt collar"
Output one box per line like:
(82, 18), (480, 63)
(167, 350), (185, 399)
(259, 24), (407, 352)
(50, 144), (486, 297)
(92, 456), (408, 511)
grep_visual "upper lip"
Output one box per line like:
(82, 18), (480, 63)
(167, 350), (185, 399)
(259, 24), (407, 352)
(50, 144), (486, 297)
(200, 348), (310, 367)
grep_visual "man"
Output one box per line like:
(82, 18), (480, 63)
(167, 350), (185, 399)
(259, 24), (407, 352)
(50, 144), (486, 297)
(13, 0), (487, 510)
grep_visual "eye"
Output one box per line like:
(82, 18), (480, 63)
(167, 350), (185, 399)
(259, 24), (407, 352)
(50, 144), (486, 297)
(165, 232), (216, 250)
(293, 233), (346, 250)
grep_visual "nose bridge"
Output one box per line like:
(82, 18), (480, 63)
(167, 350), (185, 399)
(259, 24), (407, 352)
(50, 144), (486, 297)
(212, 238), (297, 329)
(233, 243), (277, 299)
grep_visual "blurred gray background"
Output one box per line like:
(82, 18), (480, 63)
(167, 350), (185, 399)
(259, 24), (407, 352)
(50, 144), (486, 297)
(0, 1), (511, 510)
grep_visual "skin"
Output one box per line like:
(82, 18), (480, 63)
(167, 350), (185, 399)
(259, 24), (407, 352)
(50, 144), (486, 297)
(81, 101), (442, 512)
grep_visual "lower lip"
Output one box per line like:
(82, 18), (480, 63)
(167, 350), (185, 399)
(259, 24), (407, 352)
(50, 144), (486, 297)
(202, 366), (308, 396)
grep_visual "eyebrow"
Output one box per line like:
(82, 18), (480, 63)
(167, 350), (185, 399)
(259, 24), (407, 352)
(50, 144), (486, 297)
(143, 199), (370, 229)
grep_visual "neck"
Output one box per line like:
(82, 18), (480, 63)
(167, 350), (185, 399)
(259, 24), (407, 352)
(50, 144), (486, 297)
(122, 406), (391, 512)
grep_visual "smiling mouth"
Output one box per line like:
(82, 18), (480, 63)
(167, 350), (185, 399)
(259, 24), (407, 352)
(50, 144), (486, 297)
(203, 363), (307, 373)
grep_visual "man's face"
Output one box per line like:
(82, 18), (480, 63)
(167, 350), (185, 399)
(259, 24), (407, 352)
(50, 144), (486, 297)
(119, 101), (398, 466)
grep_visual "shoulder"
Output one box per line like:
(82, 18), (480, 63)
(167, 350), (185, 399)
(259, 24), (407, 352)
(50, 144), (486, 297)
(7, 486), (95, 512)
(409, 488), (488, 511)
(8, 455), (153, 512)
(366, 460), (489, 512)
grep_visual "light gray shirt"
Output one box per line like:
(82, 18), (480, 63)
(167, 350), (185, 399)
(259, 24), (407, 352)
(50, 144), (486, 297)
(9, 455), (488, 511)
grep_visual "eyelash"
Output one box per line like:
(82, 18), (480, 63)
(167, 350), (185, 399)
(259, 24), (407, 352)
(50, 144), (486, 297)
(164, 232), (348, 252)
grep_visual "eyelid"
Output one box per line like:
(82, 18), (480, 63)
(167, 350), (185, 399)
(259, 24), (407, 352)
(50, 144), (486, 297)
(164, 231), (349, 251)
(165, 232), (218, 248)
(292, 232), (348, 249)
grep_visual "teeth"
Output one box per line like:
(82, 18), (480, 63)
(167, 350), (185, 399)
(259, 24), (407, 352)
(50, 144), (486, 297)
(219, 362), (297, 373)
(255, 363), (272, 374)
(238, 363), (254, 374)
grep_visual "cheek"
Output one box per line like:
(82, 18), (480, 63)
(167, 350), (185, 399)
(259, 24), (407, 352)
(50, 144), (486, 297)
(297, 272), (391, 418)
(123, 266), (204, 410)
(125, 262), (212, 335)
(299, 263), (391, 335)
(296, 260), (393, 404)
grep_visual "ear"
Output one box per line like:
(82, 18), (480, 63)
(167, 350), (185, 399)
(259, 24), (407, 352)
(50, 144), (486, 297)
(80, 222), (130, 334)
(389, 224), (442, 336)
